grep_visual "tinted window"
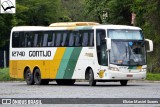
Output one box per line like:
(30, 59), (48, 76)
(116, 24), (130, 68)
(12, 32), (20, 47)
(96, 29), (108, 66)
(12, 30), (94, 47)
(56, 32), (62, 46)
(19, 32), (25, 47)
(62, 32), (68, 46)
(69, 32), (75, 46)
(24, 32), (34, 47)
(79, 30), (94, 47)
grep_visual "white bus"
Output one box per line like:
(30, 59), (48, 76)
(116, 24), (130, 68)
(10, 22), (153, 86)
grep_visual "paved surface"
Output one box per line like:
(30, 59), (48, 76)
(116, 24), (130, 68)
(0, 81), (160, 107)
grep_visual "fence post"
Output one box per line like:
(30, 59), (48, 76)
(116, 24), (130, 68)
(4, 50), (6, 68)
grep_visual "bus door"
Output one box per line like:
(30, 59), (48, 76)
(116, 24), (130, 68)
(96, 29), (108, 78)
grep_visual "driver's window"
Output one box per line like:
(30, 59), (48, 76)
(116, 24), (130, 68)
(96, 29), (108, 66)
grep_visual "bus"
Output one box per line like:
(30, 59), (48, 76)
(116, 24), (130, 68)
(10, 22), (153, 86)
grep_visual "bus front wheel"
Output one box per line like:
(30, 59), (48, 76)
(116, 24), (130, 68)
(120, 80), (128, 86)
(89, 69), (96, 86)
(24, 68), (34, 85)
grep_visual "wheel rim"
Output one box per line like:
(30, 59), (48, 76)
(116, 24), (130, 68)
(26, 71), (31, 81)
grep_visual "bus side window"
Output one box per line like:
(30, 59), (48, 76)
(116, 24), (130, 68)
(29, 32), (34, 47)
(56, 32), (62, 47)
(43, 33), (48, 47)
(82, 32), (88, 46)
(75, 33), (81, 47)
(46, 32), (53, 47)
(61, 32), (67, 46)
(24, 32), (32, 47)
(69, 32), (75, 46)
(34, 33), (38, 47)
(12, 32), (20, 47)
(37, 32), (43, 47)
(96, 29), (108, 66)
(19, 32), (25, 47)
(51, 33), (56, 47)
(89, 32), (94, 46)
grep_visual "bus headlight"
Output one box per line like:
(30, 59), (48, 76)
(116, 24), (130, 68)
(141, 68), (147, 72)
(109, 67), (119, 71)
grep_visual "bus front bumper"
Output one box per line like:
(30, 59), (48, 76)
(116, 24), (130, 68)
(96, 71), (146, 80)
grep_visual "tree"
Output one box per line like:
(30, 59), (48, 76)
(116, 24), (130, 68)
(132, 0), (160, 72)
(0, 14), (16, 47)
(61, 0), (89, 22)
(15, 0), (63, 25)
(85, 0), (108, 23)
(107, 0), (133, 25)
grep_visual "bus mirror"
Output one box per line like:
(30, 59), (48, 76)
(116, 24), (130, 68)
(106, 38), (111, 51)
(145, 39), (153, 52)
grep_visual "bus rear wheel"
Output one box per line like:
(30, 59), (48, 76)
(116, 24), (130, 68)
(24, 68), (34, 85)
(89, 69), (96, 86)
(120, 80), (128, 86)
(34, 69), (49, 85)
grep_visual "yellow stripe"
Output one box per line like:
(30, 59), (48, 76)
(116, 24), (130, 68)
(137, 66), (142, 70)
(66, 27), (75, 30)
(50, 47), (66, 78)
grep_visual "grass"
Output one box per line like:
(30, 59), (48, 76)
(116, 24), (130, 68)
(146, 73), (160, 81)
(0, 68), (23, 81)
(0, 68), (160, 81)
(0, 68), (10, 81)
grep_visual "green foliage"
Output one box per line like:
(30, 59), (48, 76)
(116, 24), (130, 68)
(61, 0), (91, 22)
(85, 0), (108, 23)
(146, 73), (160, 81)
(16, 0), (62, 25)
(0, 68), (23, 81)
(107, 0), (133, 25)
(0, 14), (15, 47)
(0, 68), (10, 81)
(132, 0), (160, 73)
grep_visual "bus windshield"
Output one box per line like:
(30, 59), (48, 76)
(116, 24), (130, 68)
(110, 41), (146, 66)
(108, 29), (143, 40)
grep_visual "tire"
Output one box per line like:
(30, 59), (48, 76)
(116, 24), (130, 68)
(34, 69), (43, 85)
(24, 68), (34, 85)
(56, 79), (76, 85)
(120, 80), (128, 86)
(89, 69), (96, 86)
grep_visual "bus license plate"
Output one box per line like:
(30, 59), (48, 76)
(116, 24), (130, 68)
(127, 74), (133, 77)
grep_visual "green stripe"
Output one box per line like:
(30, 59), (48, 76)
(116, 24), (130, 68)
(56, 48), (74, 79)
(128, 66), (137, 69)
(63, 47), (82, 79)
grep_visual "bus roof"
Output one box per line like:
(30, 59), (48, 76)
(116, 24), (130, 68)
(94, 25), (142, 30)
(11, 26), (67, 31)
(11, 24), (141, 32)
(49, 22), (99, 27)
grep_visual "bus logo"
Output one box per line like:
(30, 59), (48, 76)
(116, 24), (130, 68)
(0, 0), (15, 13)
